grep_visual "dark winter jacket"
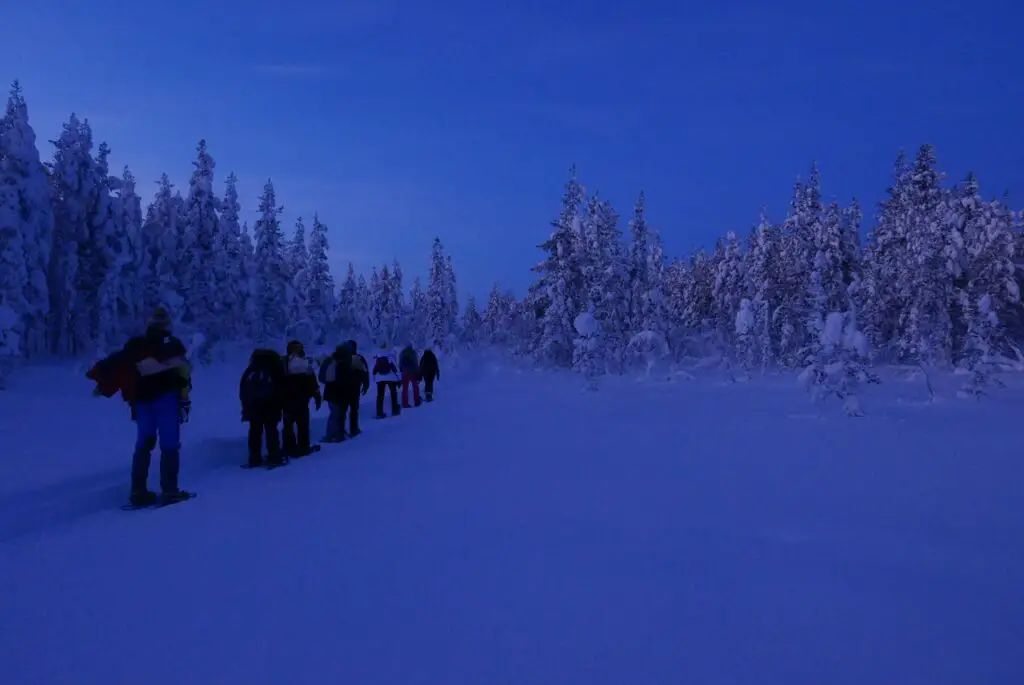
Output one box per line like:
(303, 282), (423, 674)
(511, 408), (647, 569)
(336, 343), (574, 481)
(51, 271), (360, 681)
(89, 326), (189, 404)
(321, 345), (355, 404)
(282, 354), (322, 411)
(240, 349), (287, 422)
(419, 349), (440, 380)
(398, 346), (419, 375)
(347, 340), (371, 396)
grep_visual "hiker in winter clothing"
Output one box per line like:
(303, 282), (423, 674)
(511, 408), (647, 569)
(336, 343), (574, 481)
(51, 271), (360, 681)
(372, 343), (401, 418)
(398, 344), (421, 408)
(282, 340), (322, 457)
(87, 306), (193, 507)
(240, 348), (287, 468)
(345, 340), (370, 435)
(320, 343), (355, 442)
(419, 348), (440, 402)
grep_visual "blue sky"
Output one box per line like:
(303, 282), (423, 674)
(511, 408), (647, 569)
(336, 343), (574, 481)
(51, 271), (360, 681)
(3, 0), (1021, 298)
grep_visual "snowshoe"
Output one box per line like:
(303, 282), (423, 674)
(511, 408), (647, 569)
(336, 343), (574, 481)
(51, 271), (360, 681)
(158, 491), (196, 507)
(121, 490), (158, 510)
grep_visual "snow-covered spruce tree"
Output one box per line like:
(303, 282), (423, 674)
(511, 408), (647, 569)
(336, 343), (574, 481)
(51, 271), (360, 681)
(239, 220), (257, 332)
(627, 190), (651, 333)
(482, 281), (515, 347)
(426, 237), (454, 349)
(898, 144), (953, 372)
(218, 172), (249, 339)
(182, 139), (221, 338)
(365, 268), (384, 344)
(139, 174), (184, 317)
(711, 231), (744, 359)
(572, 309), (602, 390)
(774, 173), (820, 366)
(389, 259), (407, 343)
(0, 301), (20, 388)
(461, 295), (482, 347)
(861, 151), (912, 355)
(444, 254), (460, 345)
(533, 167), (587, 366)
(959, 194), (1020, 396)
(743, 211), (780, 369)
(407, 276), (428, 346)
(47, 113), (95, 355)
(0, 168), (28, 361)
(581, 193), (629, 371)
(334, 263), (359, 335)
(734, 298), (756, 378)
(286, 217), (310, 332)
(305, 214), (335, 343)
(110, 166), (145, 337)
(252, 179), (289, 342)
(0, 81), (52, 358)
(798, 308), (872, 416)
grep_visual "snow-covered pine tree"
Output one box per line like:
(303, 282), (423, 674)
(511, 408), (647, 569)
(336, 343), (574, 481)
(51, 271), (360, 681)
(444, 254), (459, 344)
(572, 309), (602, 390)
(959, 192), (1020, 395)
(627, 190), (650, 333)
(286, 217), (310, 331)
(898, 144), (952, 369)
(110, 166), (145, 338)
(482, 281), (511, 346)
(426, 237), (453, 349)
(581, 193), (628, 371)
(533, 167), (586, 366)
(218, 172), (249, 339)
(334, 263), (359, 335)
(389, 259), (406, 343)
(139, 174), (184, 317)
(461, 295), (482, 347)
(252, 179), (289, 342)
(711, 231), (744, 358)
(47, 113), (95, 355)
(743, 211), (780, 369)
(407, 276), (428, 346)
(182, 139), (222, 338)
(86, 141), (124, 352)
(239, 220), (256, 334)
(862, 151), (912, 357)
(0, 81), (52, 357)
(305, 214), (335, 343)
(0, 165), (28, 359)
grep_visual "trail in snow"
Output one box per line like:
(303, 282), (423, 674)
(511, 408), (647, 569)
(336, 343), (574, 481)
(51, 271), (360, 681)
(0, 359), (1021, 684)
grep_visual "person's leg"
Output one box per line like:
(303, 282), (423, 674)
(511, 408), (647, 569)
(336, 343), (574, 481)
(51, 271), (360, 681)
(349, 394), (361, 435)
(424, 375), (434, 401)
(375, 382), (386, 418)
(324, 401), (340, 441)
(401, 374), (411, 407)
(247, 420), (264, 466)
(281, 411), (297, 456)
(266, 419), (283, 465)
(130, 400), (159, 501)
(297, 405), (311, 453)
(389, 381), (401, 415)
(155, 393), (182, 494)
(412, 376), (421, 406)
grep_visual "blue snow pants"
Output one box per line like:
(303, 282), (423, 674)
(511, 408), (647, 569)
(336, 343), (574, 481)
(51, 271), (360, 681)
(131, 392), (182, 494)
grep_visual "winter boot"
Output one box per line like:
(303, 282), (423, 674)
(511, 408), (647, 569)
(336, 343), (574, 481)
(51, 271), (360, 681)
(160, 490), (194, 505)
(129, 489), (158, 507)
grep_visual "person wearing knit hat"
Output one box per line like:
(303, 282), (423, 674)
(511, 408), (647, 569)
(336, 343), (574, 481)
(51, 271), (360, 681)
(87, 305), (195, 508)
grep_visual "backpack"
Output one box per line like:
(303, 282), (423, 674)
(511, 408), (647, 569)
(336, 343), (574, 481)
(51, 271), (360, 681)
(351, 355), (367, 373)
(243, 369), (276, 404)
(318, 359), (335, 384)
(373, 356), (394, 376)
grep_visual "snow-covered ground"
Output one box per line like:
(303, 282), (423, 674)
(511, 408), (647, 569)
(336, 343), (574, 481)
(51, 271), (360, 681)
(1, 358), (1022, 684)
